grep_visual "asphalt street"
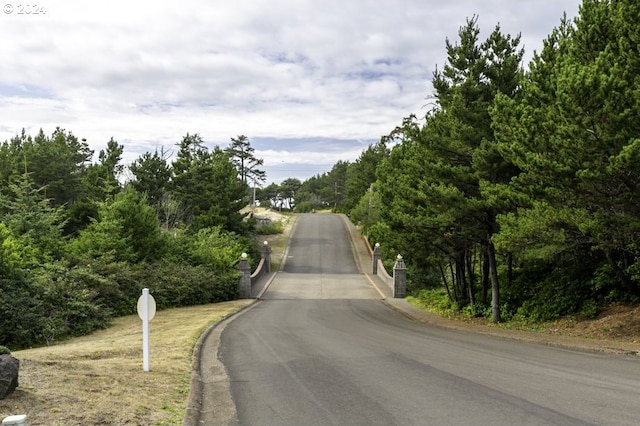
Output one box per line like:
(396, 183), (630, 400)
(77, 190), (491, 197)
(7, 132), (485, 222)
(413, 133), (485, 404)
(213, 214), (639, 426)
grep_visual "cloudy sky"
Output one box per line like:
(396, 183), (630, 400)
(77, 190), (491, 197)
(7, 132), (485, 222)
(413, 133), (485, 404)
(1, 0), (581, 184)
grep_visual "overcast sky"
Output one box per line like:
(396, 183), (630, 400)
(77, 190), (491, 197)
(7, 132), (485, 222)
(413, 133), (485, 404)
(1, 0), (581, 184)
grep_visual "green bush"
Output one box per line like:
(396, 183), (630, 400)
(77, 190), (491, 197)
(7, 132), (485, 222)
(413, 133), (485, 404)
(133, 260), (238, 308)
(34, 263), (112, 343)
(255, 220), (284, 235)
(0, 220), (249, 348)
(0, 345), (11, 355)
(69, 187), (166, 263)
(0, 264), (111, 349)
(294, 202), (314, 213)
(74, 257), (136, 316)
(500, 259), (597, 322)
(76, 257), (239, 315)
(412, 289), (455, 315)
(580, 299), (599, 319)
(0, 223), (39, 277)
(187, 226), (253, 273)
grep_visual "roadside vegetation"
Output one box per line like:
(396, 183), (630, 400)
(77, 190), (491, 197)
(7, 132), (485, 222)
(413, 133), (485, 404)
(289, 1), (640, 324)
(407, 289), (640, 345)
(0, 133), (270, 351)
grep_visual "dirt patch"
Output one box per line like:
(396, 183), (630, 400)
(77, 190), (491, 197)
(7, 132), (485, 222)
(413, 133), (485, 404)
(428, 303), (640, 355)
(247, 207), (296, 270)
(541, 304), (640, 342)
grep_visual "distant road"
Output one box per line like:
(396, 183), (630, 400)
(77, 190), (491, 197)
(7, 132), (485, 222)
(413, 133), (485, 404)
(219, 213), (640, 425)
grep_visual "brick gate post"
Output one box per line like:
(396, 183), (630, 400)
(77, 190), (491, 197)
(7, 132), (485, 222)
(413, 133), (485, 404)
(393, 254), (407, 298)
(238, 253), (252, 298)
(261, 241), (271, 273)
(372, 243), (382, 274)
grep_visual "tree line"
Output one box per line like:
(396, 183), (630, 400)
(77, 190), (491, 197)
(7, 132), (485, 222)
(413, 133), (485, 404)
(0, 130), (266, 348)
(292, 1), (640, 322)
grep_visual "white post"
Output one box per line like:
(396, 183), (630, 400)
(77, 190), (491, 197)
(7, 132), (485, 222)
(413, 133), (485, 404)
(141, 288), (150, 372)
(2, 414), (27, 426)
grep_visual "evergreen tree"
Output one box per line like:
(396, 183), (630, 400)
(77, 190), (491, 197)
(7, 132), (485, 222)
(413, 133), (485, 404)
(129, 147), (172, 208)
(492, 0), (640, 305)
(279, 178), (302, 210)
(0, 172), (67, 264)
(224, 135), (266, 185)
(295, 174), (329, 210)
(29, 128), (93, 207)
(70, 186), (165, 263)
(172, 134), (247, 232)
(343, 140), (389, 214)
(82, 137), (124, 201)
(381, 17), (524, 321)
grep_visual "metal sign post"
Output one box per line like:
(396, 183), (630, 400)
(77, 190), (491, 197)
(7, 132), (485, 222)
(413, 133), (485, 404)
(136, 288), (156, 372)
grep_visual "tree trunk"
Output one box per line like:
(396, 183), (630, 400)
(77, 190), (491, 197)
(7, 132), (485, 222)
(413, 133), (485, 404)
(465, 248), (476, 314)
(448, 260), (458, 302)
(439, 264), (453, 303)
(481, 246), (490, 305)
(456, 253), (468, 308)
(507, 252), (513, 290)
(487, 238), (501, 323)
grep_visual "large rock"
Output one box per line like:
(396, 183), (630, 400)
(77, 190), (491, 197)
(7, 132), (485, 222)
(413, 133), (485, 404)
(0, 354), (19, 399)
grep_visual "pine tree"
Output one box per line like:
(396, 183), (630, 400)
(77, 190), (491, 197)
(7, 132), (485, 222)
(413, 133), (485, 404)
(172, 134), (248, 232)
(418, 17), (523, 321)
(129, 147), (172, 207)
(492, 1), (640, 301)
(224, 135), (266, 185)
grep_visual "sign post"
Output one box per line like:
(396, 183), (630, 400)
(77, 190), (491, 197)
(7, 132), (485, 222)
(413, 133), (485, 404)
(136, 288), (156, 372)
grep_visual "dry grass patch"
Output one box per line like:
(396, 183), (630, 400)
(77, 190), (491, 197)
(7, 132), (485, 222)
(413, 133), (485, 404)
(0, 300), (252, 426)
(248, 208), (296, 271)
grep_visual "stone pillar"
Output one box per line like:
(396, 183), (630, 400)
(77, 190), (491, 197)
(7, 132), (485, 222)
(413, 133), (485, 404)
(261, 241), (271, 273)
(238, 253), (251, 299)
(393, 254), (407, 298)
(372, 243), (382, 274)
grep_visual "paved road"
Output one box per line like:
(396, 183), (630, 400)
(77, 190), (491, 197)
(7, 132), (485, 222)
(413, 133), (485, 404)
(218, 214), (640, 426)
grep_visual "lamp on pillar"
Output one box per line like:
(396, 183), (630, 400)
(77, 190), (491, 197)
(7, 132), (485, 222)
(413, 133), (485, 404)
(238, 253), (251, 298)
(372, 242), (382, 274)
(262, 241), (271, 273)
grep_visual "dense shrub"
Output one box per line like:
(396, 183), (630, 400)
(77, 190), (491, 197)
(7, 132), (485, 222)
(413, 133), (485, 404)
(0, 264), (111, 349)
(255, 220), (284, 235)
(411, 289), (457, 316)
(35, 264), (112, 343)
(406, 264), (442, 294)
(69, 187), (166, 263)
(0, 250), (242, 349)
(77, 257), (140, 316)
(186, 226), (253, 273)
(294, 201), (314, 213)
(0, 275), (46, 348)
(140, 260), (238, 308)
(0, 223), (40, 275)
(501, 262), (595, 322)
(74, 257), (240, 316)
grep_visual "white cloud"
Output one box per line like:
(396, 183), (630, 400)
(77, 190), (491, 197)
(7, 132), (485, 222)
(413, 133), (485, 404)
(0, 0), (581, 183)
